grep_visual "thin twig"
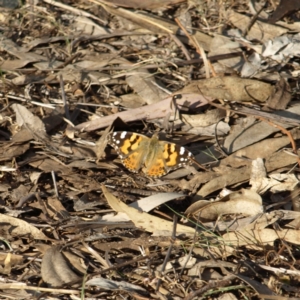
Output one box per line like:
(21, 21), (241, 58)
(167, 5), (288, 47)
(155, 215), (178, 292)
(175, 17), (211, 78)
(183, 275), (236, 300)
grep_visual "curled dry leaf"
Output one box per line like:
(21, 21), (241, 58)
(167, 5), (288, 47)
(196, 149), (300, 197)
(226, 10), (288, 42)
(103, 4), (177, 34)
(12, 104), (48, 142)
(0, 214), (48, 240)
(102, 185), (194, 235)
(209, 35), (244, 73)
(223, 228), (300, 249)
(95, 125), (112, 160)
(130, 192), (185, 213)
(186, 189), (263, 223)
(41, 246), (81, 287)
(222, 210), (300, 249)
(156, 255), (196, 272)
(86, 277), (147, 294)
(250, 158), (299, 194)
(197, 77), (274, 103)
(250, 158), (268, 193)
(218, 134), (297, 169)
(75, 93), (208, 132)
(222, 103), (300, 151)
(0, 253), (12, 275)
(0, 253), (23, 269)
(264, 77), (291, 110)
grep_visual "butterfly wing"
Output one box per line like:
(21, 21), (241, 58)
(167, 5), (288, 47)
(144, 141), (194, 177)
(109, 131), (150, 172)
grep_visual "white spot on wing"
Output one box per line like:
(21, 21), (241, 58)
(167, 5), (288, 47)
(120, 131), (127, 139)
(180, 147), (185, 155)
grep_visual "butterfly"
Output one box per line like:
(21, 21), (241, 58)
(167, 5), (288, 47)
(109, 131), (194, 177)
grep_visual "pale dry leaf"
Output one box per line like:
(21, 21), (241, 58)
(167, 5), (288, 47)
(197, 149), (300, 197)
(259, 264), (300, 277)
(186, 189), (263, 223)
(0, 253), (23, 267)
(102, 4), (176, 34)
(265, 78), (291, 110)
(182, 109), (226, 127)
(156, 255), (196, 272)
(197, 77), (273, 103)
(0, 34), (47, 64)
(250, 160), (299, 193)
(83, 242), (109, 268)
(2, 253), (11, 275)
(188, 260), (237, 277)
(62, 15), (109, 35)
(95, 125), (112, 160)
(75, 93), (209, 132)
(247, 210), (284, 230)
(277, 210), (300, 229)
(62, 250), (87, 275)
(263, 34), (300, 61)
(75, 53), (129, 69)
(189, 265), (223, 280)
(218, 293), (238, 300)
(86, 277), (147, 294)
(222, 211), (300, 248)
(29, 172), (42, 184)
(249, 158), (267, 193)
(192, 244), (236, 258)
(240, 52), (262, 77)
(223, 103), (300, 153)
(263, 36), (290, 58)
(209, 35), (244, 72)
(102, 185), (194, 235)
(97, 2), (213, 51)
(41, 246), (81, 287)
(67, 160), (105, 169)
(64, 123), (76, 139)
(130, 192), (185, 212)
(0, 214), (48, 240)
(219, 134), (297, 169)
(12, 104), (48, 142)
(42, 0), (106, 24)
(46, 197), (69, 220)
(126, 70), (169, 105)
(226, 10), (288, 42)
(203, 215), (261, 232)
(119, 93), (146, 108)
(268, 173), (299, 193)
(29, 158), (72, 175)
(1, 60), (40, 71)
(184, 121), (230, 137)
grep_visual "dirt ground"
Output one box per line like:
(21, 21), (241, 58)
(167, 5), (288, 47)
(0, 0), (300, 299)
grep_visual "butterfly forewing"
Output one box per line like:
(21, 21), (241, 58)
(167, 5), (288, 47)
(110, 132), (150, 172)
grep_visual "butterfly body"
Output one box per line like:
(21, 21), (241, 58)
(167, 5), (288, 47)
(109, 131), (194, 178)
